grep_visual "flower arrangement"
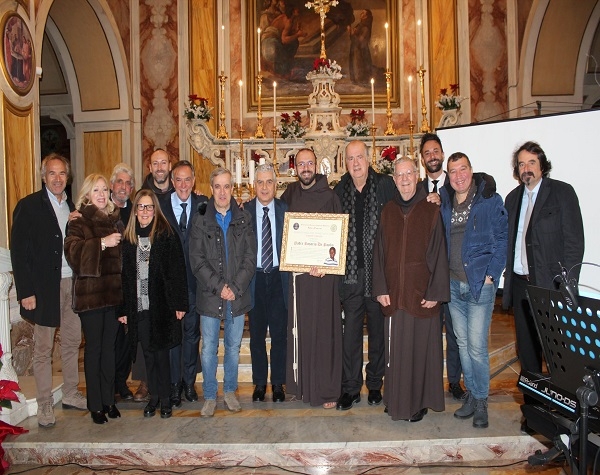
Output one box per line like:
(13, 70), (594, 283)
(377, 146), (398, 175)
(307, 57), (342, 79)
(436, 84), (464, 110)
(277, 111), (307, 139)
(345, 109), (369, 137)
(184, 94), (213, 121)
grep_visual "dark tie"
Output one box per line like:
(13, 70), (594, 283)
(261, 206), (273, 272)
(432, 179), (439, 193)
(179, 203), (188, 232)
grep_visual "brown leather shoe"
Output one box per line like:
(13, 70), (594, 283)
(133, 381), (149, 402)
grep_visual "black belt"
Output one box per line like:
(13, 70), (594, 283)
(256, 267), (279, 274)
(514, 273), (530, 281)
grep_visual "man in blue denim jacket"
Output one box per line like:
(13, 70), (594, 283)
(440, 152), (507, 429)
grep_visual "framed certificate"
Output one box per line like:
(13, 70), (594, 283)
(280, 212), (349, 275)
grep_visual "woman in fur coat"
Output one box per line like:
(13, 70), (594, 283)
(119, 189), (188, 419)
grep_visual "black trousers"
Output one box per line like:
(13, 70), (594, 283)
(248, 269), (287, 385)
(169, 290), (200, 386)
(79, 307), (119, 412)
(138, 312), (171, 407)
(512, 274), (543, 405)
(442, 303), (463, 384)
(114, 323), (131, 391)
(340, 268), (385, 394)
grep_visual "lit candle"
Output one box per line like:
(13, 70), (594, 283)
(385, 22), (390, 70)
(273, 81), (277, 122)
(220, 25), (225, 72)
(408, 75), (413, 122)
(236, 158), (242, 185)
(417, 19), (423, 67)
(370, 78), (375, 124)
(257, 28), (262, 73)
(249, 160), (255, 183)
(239, 80), (243, 127)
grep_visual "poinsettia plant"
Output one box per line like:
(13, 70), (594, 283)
(308, 57), (342, 78)
(436, 83), (464, 110)
(377, 146), (398, 175)
(345, 109), (369, 137)
(184, 94), (213, 120)
(277, 111), (307, 139)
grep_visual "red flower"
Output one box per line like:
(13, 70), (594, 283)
(449, 83), (459, 93)
(292, 111), (302, 122)
(280, 112), (291, 123)
(440, 88), (448, 96)
(0, 380), (20, 407)
(313, 57), (328, 70)
(381, 146), (397, 161)
(251, 152), (261, 163)
(188, 94), (199, 101)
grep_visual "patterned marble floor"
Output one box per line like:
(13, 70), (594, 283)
(3, 308), (571, 475)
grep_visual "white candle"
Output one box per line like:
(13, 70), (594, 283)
(257, 28), (262, 73)
(385, 23), (390, 70)
(220, 25), (225, 72)
(408, 75), (413, 122)
(235, 159), (242, 185)
(417, 19), (423, 67)
(273, 81), (277, 121)
(249, 160), (255, 183)
(238, 80), (243, 127)
(370, 78), (375, 124)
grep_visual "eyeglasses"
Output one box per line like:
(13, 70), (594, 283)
(137, 204), (155, 211)
(297, 161), (314, 168)
(393, 170), (416, 179)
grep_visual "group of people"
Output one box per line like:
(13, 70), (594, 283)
(10, 134), (583, 431)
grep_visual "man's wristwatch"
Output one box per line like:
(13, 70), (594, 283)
(101, 238), (106, 251)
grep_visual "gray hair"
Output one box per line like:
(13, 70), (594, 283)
(254, 163), (276, 181)
(110, 162), (135, 188)
(209, 167), (232, 186)
(393, 156), (418, 173)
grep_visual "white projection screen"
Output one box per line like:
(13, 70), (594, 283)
(436, 109), (600, 297)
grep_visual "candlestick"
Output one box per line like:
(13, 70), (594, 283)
(417, 19), (423, 67)
(384, 70), (394, 135)
(249, 160), (255, 183)
(235, 158), (242, 185)
(417, 66), (431, 133)
(257, 28), (262, 73)
(385, 22), (390, 70)
(220, 25), (225, 73)
(370, 124), (377, 169)
(255, 74), (266, 138)
(238, 80), (243, 127)
(408, 75), (414, 122)
(217, 73), (229, 139)
(370, 78), (375, 124)
(273, 81), (277, 134)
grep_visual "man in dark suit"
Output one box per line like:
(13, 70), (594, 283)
(419, 133), (465, 401)
(11, 153), (87, 428)
(503, 141), (584, 402)
(158, 160), (208, 407)
(248, 164), (289, 403)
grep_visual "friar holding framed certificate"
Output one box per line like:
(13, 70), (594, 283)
(280, 148), (345, 410)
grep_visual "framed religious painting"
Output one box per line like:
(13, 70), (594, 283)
(246, 0), (400, 111)
(1, 12), (35, 96)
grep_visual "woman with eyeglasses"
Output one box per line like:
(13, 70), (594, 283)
(118, 189), (188, 419)
(65, 173), (124, 424)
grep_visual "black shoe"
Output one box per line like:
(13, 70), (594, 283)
(103, 404), (121, 419)
(182, 382), (198, 402)
(449, 382), (466, 401)
(272, 384), (285, 403)
(118, 387), (134, 401)
(160, 405), (172, 419)
(91, 410), (108, 424)
(384, 406), (388, 413)
(170, 382), (183, 408)
(143, 403), (156, 418)
(336, 392), (361, 410)
(520, 419), (536, 435)
(408, 408), (428, 422)
(367, 389), (382, 406)
(252, 385), (266, 402)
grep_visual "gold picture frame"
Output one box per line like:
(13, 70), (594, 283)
(246, 0), (400, 111)
(280, 212), (349, 275)
(1, 12), (35, 96)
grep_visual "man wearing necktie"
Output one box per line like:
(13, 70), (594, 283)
(503, 141), (584, 428)
(158, 160), (208, 407)
(247, 164), (289, 403)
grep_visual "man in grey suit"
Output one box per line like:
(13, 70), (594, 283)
(159, 160), (208, 407)
(247, 164), (289, 403)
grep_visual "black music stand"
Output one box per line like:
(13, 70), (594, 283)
(526, 285), (600, 474)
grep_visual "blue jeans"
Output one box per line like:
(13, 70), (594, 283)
(200, 313), (244, 400)
(448, 279), (496, 400)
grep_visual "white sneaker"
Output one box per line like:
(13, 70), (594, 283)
(224, 392), (241, 412)
(62, 391), (88, 411)
(37, 401), (55, 427)
(201, 399), (216, 417)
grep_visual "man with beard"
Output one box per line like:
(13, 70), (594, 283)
(281, 148), (343, 409)
(142, 149), (174, 196)
(333, 140), (395, 410)
(503, 141), (584, 431)
(419, 133), (465, 401)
